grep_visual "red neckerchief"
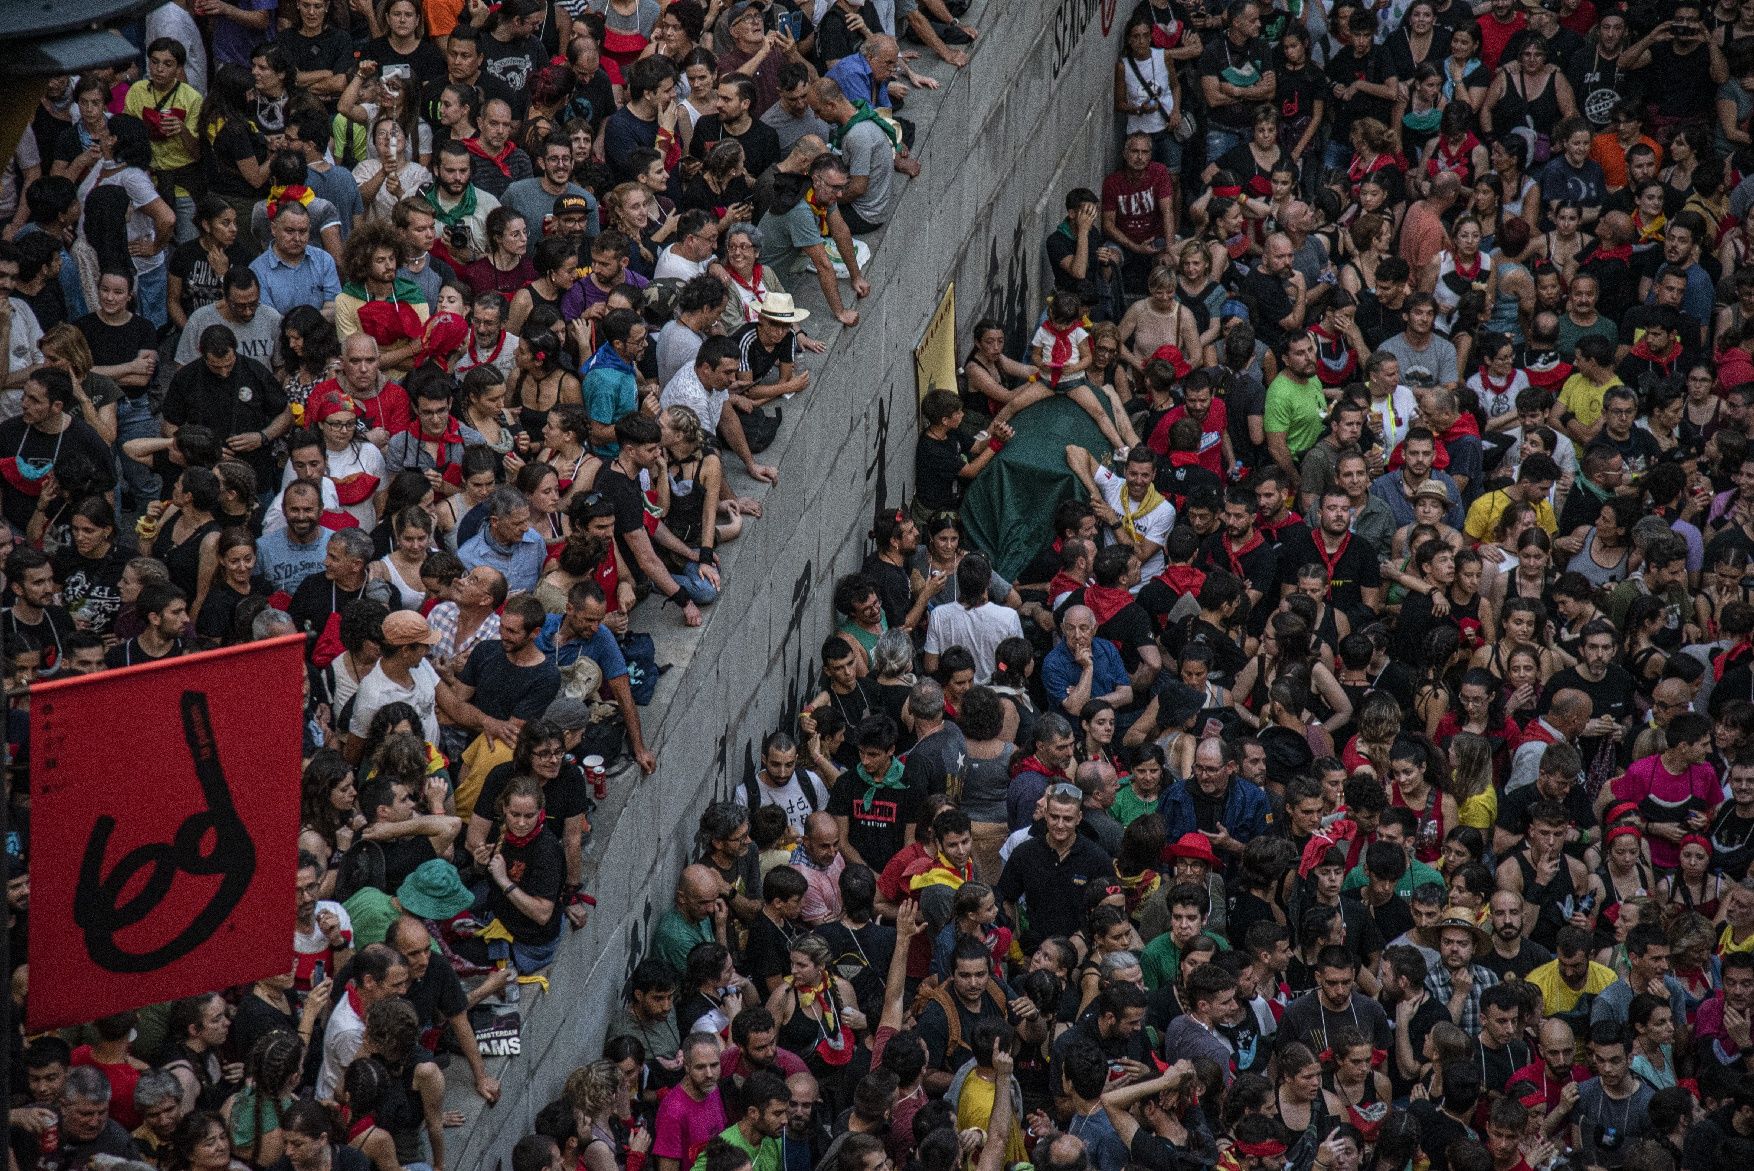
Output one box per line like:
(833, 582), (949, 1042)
(1010, 753), (1069, 781)
(1154, 564), (1206, 597)
(1313, 529), (1352, 581)
(1589, 242), (1633, 263)
(1631, 335), (1683, 370)
(1257, 510), (1303, 541)
(1047, 570), (1086, 604)
(1717, 638), (1754, 681)
(345, 984), (364, 1019)
(1477, 366), (1517, 397)
(1307, 322), (1359, 385)
(1435, 132), (1479, 177)
(1452, 252), (1483, 281)
(468, 330), (509, 368)
(1040, 318), (1081, 386)
(727, 262), (766, 297)
(1222, 529), (1264, 577)
(1084, 583), (1134, 627)
(346, 1114), (378, 1141)
(462, 135), (515, 177)
(503, 809), (548, 848)
(1524, 358), (1573, 390)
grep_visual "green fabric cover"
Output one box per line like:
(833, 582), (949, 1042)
(960, 394), (1116, 580)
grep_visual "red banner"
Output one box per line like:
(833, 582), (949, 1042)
(27, 635), (306, 1030)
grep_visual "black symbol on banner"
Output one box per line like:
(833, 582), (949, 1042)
(74, 690), (257, 972)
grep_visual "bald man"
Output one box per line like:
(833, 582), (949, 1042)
(1507, 688), (1594, 792)
(651, 863), (729, 972)
(1042, 605), (1133, 717)
(792, 812), (846, 925)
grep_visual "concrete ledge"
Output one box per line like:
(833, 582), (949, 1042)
(439, 3), (1128, 1165)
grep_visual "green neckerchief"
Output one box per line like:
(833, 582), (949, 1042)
(424, 182), (476, 227)
(1576, 468), (1612, 502)
(830, 100), (901, 152)
(856, 758), (906, 807)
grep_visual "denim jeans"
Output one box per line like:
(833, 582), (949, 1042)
(115, 394), (162, 506)
(172, 195), (199, 245)
(136, 264), (169, 330)
(1205, 127), (1243, 168)
(671, 561), (720, 605)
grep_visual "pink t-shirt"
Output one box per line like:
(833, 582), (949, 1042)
(652, 1085), (727, 1165)
(1613, 753), (1721, 869)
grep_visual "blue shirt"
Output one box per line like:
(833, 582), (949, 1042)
(250, 246), (340, 315)
(536, 613), (628, 680)
(582, 343), (637, 457)
(256, 525), (329, 594)
(1041, 638), (1128, 708)
(1653, 261), (1716, 329)
(458, 526), (547, 593)
(826, 53), (891, 109)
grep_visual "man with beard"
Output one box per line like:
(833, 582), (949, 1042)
(1479, 888), (1554, 980)
(1276, 487), (1383, 615)
(1475, 982), (1534, 1091)
(1369, 426), (1464, 529)
(425, 141), (501, 266)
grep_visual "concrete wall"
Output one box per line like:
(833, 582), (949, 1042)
(444, 2), (1126, 1165)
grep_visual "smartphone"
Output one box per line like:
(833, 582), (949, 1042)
(777, 10), (803, 38)
(311, 959), (326, 986)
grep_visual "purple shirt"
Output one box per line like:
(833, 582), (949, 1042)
(559, 267), (650, 321)
(212, 0), (277, 66)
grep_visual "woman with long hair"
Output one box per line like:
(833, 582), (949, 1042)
(169, 1110), (249, 1171)
(434, 81), (481, 148)
(353, 115), (434, 217)
(226, 1032), (306, 1166)
(1269, 1043), (1336, 1146)
(456, 365), (522, 458)
(280, 305), (344, 416)
(307, 389), (389, 530)
(140, 465), (222, 614)
(439, 444), (503, 541)
(194, 528), (270, 647)
(368, 507), (435, 611)
(299, 749), (360, 883)
(538, 404), (599, 509)
(1388, 734), (1457, 864)
(514, 461), (569, 567)
(78, 113), (176, 328)
(1232, 611), (1351, 737)
(680, 140), (755, 226)
(458, 208), (538, 299)
(507, 307), (581, 435)
(658, 405), (742, 555)
(168, 194), (254, 330)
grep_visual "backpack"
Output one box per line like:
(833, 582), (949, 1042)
(743, 769), (820, 817)
(909, 976), (1009, 1062)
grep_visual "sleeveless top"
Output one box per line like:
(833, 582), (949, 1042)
(1514, 849), (1578, 949)
(1594, 863), (1651, 927)
(1494, 69), (1564, 140)
(1433, 250), (1492, 333)
(1392, 780), (1447, 863)
(150, 514), (221, 599)
(666, 454), (708, 547)
(1121, 49), (1174, 135)
(1565, 529), (1631, 587)
(1487, 258), (1528, 341)
(374, 554), (426, 609)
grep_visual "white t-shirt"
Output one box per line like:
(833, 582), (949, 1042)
(1367, 384), (1420, 454)
(77, 165), (167, 274)
(737, 770), (829, 832)
(146, 4), (208, 93)
(1030, 321), (1089, 377)
(350, 659), (441, 744)
(1092, 464), (1176, 584)
(923, 600), (1024, 683)
(325, 440), (387, 529)
(654, 246), (712, 281)
(2, 297), (43, 421)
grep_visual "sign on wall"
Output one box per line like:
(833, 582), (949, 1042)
(915, 283), (959, 403)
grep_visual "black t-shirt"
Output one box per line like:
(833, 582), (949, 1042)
(419, 72), (517, 136)
(1409, 1099), (1475, 1171)
(729, 320), (797, 381)
(279, 27), (355, 80)
(814, 918), (894, 1020)
(915, 431), (972, 513)
(231, 992), (299, 1063)
(1542, 664), (1636, 764)
(2, 605), (75, 673)
(169, 241), (258, 317)
(477, 760), (591, 840)
(265, 1145), (372, 1171)
(104, 633), (185, 669)
(362, 36), (448, 89)
(1496, 781), (1596, 840)
(287, 575), (369, 640)
(1199, 34), (1273, 130)
(55, 544), (130, 637)
(1325, 44), (1394, 135)
(744, 911), (801, 990)
(1046, 223), (1107, 293)
(481, 32), (544, 115)
(597, 464), (655, 584)
(1356, 290), (1408, 350)
(195, 578), (272, 642)
(1276, 62), (1326, 127)
(493, 829), (564, 943)
(1274, 529), (1381, 616)
(561, 68), (617, 134)
(827, 768), (923, 872)
(203, 116), (269, 200)
(73, 311), (158, 376)
(0, 416), (116, 531)
(160, 356), (287, 481)
(688, 114), (784, 181)
(405, 953), (469, 1033)
(1479, 938), (1553, 982)
(1239, 267), (1295, 348)
(860, 552), (914, 630)
(456, 638), (561, 721)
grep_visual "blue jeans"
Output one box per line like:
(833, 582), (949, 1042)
(136, 264), (168, 330)
(173, 195), (199, 245)
(488, 933), (561, 975)
(1205, 127), (1243, 168)
(115, 394), (162, 506)
(671, 561), (720, 605)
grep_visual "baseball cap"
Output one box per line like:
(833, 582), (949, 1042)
(554, 194), (591, 218)
(382, 610), (442, 648)
(544, 696), (592, 732)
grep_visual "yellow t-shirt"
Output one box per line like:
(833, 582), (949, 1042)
(1464, 489), (1559, 542)
(123, 80), (203, 182)
(1557, 372), (1620, 431)
(1526, 958), (1617, 1016)
(1457, 785), (1497, 833)
(957, 1071), (1027, 1166)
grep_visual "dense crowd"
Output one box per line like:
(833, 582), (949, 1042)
(16, 3), (1754, 1171)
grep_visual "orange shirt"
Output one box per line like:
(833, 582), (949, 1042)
(426, 0), (465, 37)
(1589, 131), (1663, 191)
(1399, 198), (1451, 276)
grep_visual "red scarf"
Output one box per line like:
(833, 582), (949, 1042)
(1047, 570), (1086, 605)
(1040, 318), (1081, 386)
(1258, 509), (1303, 542)
(1084, 583), (1134, 627)
(503, 809), (548, 848)
(1451, 252), (1483, 281)
(1010, 753), (1069, 781)
(1524, 358), (1573, 390)
(1154, 563), (1206, 598)
(1630, 335), (1682, 371)
(1588, 242), (1633, 264)
(1312, 530), (1352, 581)
(462, 135), (516, 178)
(1222, 530), (1264, 578)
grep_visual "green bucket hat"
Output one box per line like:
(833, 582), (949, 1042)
(397, 859), (474, 920)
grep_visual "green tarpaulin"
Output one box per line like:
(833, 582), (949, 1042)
(960, 395), (1118, 581)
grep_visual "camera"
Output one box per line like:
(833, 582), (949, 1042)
(448, 222), (471, 249)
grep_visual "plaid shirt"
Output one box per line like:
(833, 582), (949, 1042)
(1425, 962), (1499, 1034)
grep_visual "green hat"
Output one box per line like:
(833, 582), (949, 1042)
(397, 860), (474, 920)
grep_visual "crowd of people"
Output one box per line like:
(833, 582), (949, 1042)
(18, 2), (1754, 1171)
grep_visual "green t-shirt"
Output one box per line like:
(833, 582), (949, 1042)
(692, 1125), (780, 1171)
(1340, 857), (1444, 897)
(1264, 372), (1328, 457)
(1139, 927), (1232, 990)
(229, 1085), (292, 1148)
(1110, 782), (1162, 826)
(652, 909), (716, 975)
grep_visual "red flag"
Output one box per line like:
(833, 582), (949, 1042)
(26, 636), (305, 1031)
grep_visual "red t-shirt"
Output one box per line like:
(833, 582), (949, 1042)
(1102, 163), (1175, 247)
(1151, 399), (1229, 476)
(71, 1046), (143, 1130)
(1477, 13), (1529, 72)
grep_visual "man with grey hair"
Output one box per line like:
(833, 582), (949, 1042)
(286, 526), (392, 641)
(56, 1065), (142, 1166)
(902, 679), (968, 797)
(1097, 948), (1145, 992)
(459, 485), (546, 593)
(333, 332), (406, 447)
(131, 1069), (185, 1160)
(1077, 759), (1124, 856)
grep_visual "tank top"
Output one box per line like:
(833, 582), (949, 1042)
(1565, 528), (1631, 587)
(1513, 850), (1577, 949)
(1494, 69), (1563, 139)
(666, 454), (707, 547)
(1391, 779), (1447, 863)
(1487, 258), (1528, 341)
(374, 554), (426, 609)
(150, 514), (221, 599)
